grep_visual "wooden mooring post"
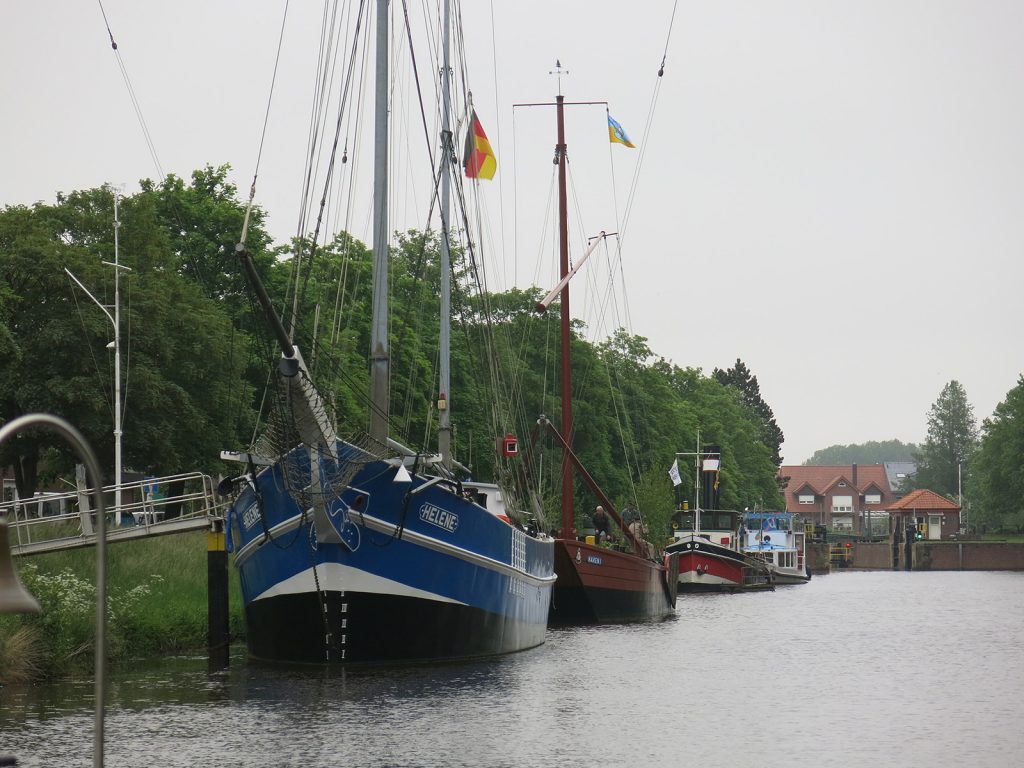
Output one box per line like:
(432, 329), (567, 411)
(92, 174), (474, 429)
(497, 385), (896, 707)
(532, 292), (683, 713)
(207, 519), (229, 668)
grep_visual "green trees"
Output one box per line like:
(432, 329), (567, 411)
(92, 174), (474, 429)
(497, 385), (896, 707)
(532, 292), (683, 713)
(713, 358), (785, 466)
(805, 439), (919, 465)
(1, 171), (786, 544)
(0, 195), (119, 496)
(969, 376), (1024, 532)
(0, 171), (271, 495)
(913, 380), (978, 498)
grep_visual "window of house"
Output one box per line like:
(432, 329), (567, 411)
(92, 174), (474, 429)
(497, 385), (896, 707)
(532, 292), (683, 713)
(838, 481), (847, 487)
(865, 493), (881, 505)
(832, 495), (853, 513)
(798, 494), (814, 505)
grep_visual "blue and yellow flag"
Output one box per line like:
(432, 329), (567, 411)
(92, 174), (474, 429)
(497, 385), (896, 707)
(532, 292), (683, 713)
(608, 114), (635, 148)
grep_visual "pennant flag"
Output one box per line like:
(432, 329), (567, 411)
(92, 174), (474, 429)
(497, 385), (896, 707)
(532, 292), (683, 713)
(463, 110), (497, 180)
(668, 459), (682, 487)
(607, 114), (635, 148)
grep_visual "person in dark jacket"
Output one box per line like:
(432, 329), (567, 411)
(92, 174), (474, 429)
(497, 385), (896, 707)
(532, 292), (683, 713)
(592, 505), (613, 544)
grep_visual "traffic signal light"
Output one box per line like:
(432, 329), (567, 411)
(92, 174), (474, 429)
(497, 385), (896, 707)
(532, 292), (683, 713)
(915, 524), (925, 540)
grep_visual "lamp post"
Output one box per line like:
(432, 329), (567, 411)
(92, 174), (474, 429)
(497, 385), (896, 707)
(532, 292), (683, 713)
(64, 191), (131, 525)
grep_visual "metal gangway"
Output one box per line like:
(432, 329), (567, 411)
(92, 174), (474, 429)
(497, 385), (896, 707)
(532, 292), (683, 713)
(0, 471), (229, 556)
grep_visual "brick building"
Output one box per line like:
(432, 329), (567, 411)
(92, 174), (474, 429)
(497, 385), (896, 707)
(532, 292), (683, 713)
(777, 463), (901, 534)
(887, 488), (961, 540)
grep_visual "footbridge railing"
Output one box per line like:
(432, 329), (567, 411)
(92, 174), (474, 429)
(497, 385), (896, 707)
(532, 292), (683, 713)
(0, 471), (229, 556)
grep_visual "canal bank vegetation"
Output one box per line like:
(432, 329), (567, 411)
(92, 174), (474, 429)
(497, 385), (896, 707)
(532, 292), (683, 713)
(1, 169), (787, 547)
(0, 532), (244, 683)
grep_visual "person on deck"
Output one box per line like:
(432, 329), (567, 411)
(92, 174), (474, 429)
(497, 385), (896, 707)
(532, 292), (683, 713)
(628, 515), (657, 560)
(592, 505), (613, 544)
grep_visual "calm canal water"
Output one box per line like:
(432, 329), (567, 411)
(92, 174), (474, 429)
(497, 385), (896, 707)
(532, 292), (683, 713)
(2, 570), (1022, 767)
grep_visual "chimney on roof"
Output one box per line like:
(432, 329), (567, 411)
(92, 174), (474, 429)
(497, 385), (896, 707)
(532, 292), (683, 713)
(852, 463), (858, 489)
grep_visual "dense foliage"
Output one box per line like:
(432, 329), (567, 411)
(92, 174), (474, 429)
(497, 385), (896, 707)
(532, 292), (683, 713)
(0, 168), (270, 494)
(713, 358), (785, 466)
(911, 380), (978, 498)
(968, 376), (1024, 532)
(0, 532), (244, 681)
(804, 439), (919, 466)
(1, 172), (785, 543)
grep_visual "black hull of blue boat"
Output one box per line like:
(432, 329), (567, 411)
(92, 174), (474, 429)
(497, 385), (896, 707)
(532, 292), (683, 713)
(244, 590), (548, 665)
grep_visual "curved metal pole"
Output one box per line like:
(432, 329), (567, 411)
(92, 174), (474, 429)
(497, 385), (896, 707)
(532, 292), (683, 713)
(0, 414), (106, 768)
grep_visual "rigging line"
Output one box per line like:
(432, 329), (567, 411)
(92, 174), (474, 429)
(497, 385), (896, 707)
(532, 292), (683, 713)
(603, 339), (643, 505)
(450, 167), (525, 451)
(287, 0), (344, 336)
(296, 0), (371, 334)
(603, 106), (629, 330)
(564, 155), (612, 348)
(240, 0), (292, 248)
(618, 1), (678, 246)
(659, 0), (680, 77)
(297, 0), (339, 235)
(330, 8), (371, 351)
(472, 0), (510, 284)
(120, 279), (131, 429)
(389, 2), (458, 391)
(68, 280), (114, 425)
(286, 0), (355, 339)
(95, 0), (164, 179)
(400, 0), (440, 189)
(561, 162), (605, 411)
(617, 84), (663, 333)
(604, 2), (679, 332)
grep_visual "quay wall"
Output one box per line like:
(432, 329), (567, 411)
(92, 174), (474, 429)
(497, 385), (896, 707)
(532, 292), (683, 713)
(806, 543), (831, 574)
(913, 542), (1024, 571)
(838, 541), (1024, 571)
(850, 542), (891, 569)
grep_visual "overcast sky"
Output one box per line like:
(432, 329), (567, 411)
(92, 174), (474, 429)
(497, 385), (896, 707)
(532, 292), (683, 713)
(3, 1), (1022, 465)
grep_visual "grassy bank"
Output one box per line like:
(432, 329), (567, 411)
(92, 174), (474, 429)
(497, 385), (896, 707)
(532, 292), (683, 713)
(0, 531), (245, 683)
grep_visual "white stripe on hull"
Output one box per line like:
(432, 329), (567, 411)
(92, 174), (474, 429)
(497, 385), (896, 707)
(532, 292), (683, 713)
(678, 573), (738, 588)
(254, 562), (465, 605)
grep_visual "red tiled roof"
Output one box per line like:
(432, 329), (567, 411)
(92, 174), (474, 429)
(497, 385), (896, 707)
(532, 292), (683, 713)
(823, 474), (853, 493)
(778, 464), (891, 495)
(887, 488), (961, 511)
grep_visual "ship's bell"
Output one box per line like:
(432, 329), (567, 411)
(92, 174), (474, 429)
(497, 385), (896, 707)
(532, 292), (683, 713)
(0, 519), (41, 614)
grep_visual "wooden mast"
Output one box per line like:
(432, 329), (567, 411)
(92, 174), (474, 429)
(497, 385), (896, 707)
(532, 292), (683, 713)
(555, 93), (574, 540)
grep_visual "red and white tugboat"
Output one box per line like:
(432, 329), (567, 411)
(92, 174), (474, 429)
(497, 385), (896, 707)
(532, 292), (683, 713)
(664, 447), (773, 593)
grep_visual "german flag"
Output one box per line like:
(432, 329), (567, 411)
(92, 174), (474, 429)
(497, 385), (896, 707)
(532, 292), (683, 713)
(463, 110), (497, 180)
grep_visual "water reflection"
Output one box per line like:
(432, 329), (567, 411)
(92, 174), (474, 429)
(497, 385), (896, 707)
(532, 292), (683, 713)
(2, 571), (1023, 767)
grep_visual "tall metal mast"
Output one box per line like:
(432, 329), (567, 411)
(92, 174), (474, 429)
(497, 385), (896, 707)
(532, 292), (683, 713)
(438, 0), (453, 467)
(368, 0), (390, 448)
(111, 194), (123, 523)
